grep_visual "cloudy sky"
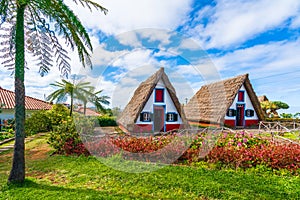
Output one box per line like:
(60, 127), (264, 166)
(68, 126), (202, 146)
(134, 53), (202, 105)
(1, 0), (300, 114)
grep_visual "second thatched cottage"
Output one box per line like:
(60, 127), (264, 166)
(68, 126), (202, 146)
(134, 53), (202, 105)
(184, 74), (264, 128)
(117, 68), (189, 133)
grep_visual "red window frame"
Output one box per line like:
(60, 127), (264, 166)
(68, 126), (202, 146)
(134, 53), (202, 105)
(155, 89), (164, 102)
(238, 91), (245, 102)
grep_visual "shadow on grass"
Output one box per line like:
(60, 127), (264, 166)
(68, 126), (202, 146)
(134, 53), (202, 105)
(2, 179), (144, 200)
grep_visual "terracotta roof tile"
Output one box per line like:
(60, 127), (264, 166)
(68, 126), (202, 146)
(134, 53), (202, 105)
(0, 87), (52, 110)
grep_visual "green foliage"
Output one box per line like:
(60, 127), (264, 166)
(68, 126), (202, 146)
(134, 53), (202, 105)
(48, 117), (77, 154)
(25, 110), (51, 136)
(0, 131), (14, 141)
(24, 104), (70, 136)
(280, 113), (293, 118)
(97, 115), (117, 127)
(46, 104), (70, 127)
(48, 114), (95, 154)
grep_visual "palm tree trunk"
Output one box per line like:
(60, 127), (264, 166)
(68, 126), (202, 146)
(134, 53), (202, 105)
(84, 101), (87, 115)
(70, 92), (73, 116)
(8, 4), (26, 183)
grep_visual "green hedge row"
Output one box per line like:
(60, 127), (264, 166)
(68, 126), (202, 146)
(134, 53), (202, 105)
(97, 115), (117, 127)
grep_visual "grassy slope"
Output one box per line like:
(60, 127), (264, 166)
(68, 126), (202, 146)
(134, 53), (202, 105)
(0, 136), (299, 200)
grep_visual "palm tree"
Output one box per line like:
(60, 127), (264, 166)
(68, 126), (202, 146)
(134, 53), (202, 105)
(86, 89), (110, 114)
(47, 80), (94, 116)
(0, 0), (107, 183)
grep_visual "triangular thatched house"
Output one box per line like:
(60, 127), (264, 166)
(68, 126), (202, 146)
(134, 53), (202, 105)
(184, 74), (264, 128)
(117, 67), (189, 133)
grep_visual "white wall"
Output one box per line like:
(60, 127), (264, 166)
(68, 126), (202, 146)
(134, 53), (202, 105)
(224, 84), (258, 120)
(0, 109), (40, 121)
(136, 79), (182, 124)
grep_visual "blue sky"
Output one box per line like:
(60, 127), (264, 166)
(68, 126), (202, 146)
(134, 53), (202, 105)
(1, 0), (300, 114)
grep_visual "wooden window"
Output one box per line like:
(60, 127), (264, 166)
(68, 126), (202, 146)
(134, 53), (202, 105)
(155, 89), (164, 102)
(226, 109), (236, 117)
(166, 113), (178, 122)
(245, 109), (254, 117)
(238, 91), (245, 102)
(140, 112), (151, 122)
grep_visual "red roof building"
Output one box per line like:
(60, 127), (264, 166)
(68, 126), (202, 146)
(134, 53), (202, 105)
(0, 87), (52, 110)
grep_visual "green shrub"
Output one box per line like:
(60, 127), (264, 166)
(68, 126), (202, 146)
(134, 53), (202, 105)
(25, 110), (51, 136)
(47, 104), (70, 128)
(48, 114), (95, 155)
(0, 131), (14, 141)
(97, 115), (117, 127)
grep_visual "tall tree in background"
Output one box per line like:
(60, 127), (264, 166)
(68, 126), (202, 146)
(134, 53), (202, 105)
(0, 0), (107, 183)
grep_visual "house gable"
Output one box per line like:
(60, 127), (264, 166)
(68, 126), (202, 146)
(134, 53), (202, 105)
(184, 74), (264, 128)
(117, 68), (189, 133)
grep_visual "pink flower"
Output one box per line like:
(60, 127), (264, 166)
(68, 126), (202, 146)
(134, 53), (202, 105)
(237, 142), (242, 147)
(243, 138), (248, 143)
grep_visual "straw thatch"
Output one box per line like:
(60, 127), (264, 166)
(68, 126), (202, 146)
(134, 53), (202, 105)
(117, 67), (189, 131)
(184, 74), (264, 125)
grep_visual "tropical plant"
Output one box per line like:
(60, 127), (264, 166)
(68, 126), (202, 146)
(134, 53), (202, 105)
(280, 113), (293, 119)
(260, 100), (289, 118)
(86, 89), (110, 114)
(0, 0), (107, 183)
(47, 79), (94, 116)
(294, 112), (300, 119)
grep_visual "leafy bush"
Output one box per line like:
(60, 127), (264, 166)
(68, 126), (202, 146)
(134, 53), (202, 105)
(48, 114), (95, 155)
(206, 143), (300, 173)
(25, 110), (51, 135)
(47, 104), (70, 128)
(97, 115), (117, 127)
(0, 131), (14, 141)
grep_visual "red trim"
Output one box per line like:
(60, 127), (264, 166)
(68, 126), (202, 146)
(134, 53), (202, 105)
(224, 120), (235, 127)
(165, 124), (181, 131)
(245, 120), (259, 127)
(133, 124), (152, 133)
(225, 119), (259, 127)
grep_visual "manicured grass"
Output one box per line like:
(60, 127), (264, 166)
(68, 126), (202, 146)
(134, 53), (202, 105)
(0, 136), (300, 199)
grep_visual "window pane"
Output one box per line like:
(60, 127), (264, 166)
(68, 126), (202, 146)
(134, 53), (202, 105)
(238, 91), (244, 102)
(155, 89), (164, 102)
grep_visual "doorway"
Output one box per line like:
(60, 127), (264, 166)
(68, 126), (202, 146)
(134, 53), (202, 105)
(236, 104), (245, 127)
(153, 106), (165, 132)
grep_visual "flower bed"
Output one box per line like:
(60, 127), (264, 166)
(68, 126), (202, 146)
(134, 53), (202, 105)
(54, 128), (300, 173)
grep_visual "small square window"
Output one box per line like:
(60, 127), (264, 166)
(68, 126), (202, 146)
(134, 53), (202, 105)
(140, 112), (151, 122)
(166, 113), (178, 122)
(245, 109), (254, 117)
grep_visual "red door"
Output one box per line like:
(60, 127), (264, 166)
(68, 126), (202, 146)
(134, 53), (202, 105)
(153, 106), (165, 132)
(236, 104), (245, 127)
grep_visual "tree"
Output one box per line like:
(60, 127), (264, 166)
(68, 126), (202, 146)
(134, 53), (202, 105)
(280, 113), (293, 119)
(294, 112), (300, 119)
(260, 100), (289, 118)
(87, 89), (110, 114)
(47, 79), (94, 116)
(0, 0), (107, 183)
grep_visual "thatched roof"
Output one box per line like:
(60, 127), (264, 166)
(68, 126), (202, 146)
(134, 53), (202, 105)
(117, 68), (189, 131)
(184, 74), (264, 124)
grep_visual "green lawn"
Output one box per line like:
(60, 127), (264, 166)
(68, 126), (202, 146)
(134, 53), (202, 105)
(0, 136), (299, 199)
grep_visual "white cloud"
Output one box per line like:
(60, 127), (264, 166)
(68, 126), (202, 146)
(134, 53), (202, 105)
(190, 0), (300, 49)
(213, 39), (300, 77)
(66, 0), (192, 35)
